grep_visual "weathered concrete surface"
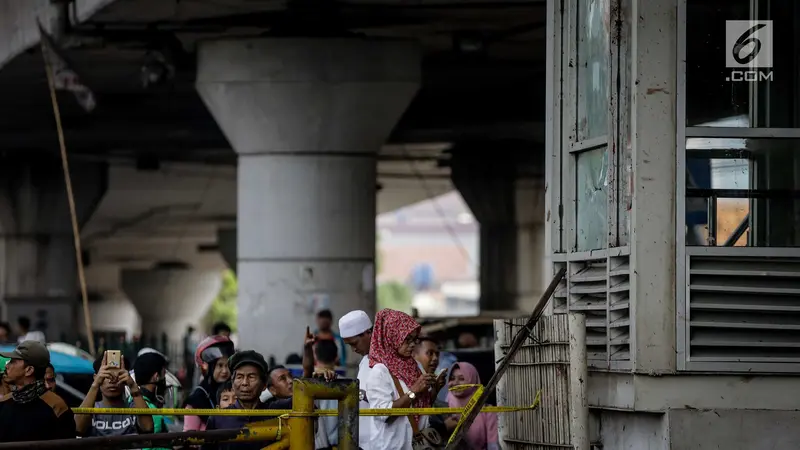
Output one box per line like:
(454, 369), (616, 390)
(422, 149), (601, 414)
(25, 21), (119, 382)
(0, 0), (116, 70)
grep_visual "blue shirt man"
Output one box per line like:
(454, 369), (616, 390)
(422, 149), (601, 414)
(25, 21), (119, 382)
(314, 309), (347, 366)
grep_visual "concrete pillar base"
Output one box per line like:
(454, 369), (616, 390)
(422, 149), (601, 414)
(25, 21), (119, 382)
(121, 268), (222, 345)
(196, 38), (419, 361)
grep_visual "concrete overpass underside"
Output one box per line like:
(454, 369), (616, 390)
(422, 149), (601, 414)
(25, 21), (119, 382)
(0, 0), (546, 359)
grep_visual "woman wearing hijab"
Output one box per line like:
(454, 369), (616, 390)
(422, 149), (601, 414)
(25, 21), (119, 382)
(366, 309), (444, 450)
(445, 362), (498, 450)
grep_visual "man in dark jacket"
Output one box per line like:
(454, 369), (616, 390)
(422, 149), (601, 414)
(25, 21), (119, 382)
(0, 341), (76, 442)
(204, 350), (293, 450)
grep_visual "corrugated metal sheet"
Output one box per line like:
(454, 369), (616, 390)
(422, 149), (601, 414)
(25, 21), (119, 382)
(495, 315), (578, 450)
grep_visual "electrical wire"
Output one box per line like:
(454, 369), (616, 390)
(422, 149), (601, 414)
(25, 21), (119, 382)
(399, 146), (475, 267)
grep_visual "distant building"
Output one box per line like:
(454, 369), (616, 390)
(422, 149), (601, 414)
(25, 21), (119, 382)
(377, 191), (479, 317)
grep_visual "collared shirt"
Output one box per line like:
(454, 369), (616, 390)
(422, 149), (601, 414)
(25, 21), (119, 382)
(366, 363), (429, 450)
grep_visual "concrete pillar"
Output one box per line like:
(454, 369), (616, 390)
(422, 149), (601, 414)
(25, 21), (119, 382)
(217, 228), (236, 273)
(451, 148), (545, 314)
(121, 268), (222, 344)
(0, 161), (106, 341)
(196, 38), (420, 360)
(81, 264), (141, 339)
(514, 179), (546, 312)
(76, 293), (141, 340)
(629, 0), (677, 373)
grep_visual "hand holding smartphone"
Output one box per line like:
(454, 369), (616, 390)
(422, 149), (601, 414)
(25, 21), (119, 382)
(105, 350), (121, 368)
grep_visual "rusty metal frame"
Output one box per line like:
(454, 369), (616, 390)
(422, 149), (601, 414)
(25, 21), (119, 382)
(289, 378), (360, 450)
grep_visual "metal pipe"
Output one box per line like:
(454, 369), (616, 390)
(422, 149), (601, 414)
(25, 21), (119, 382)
(707, 195), (718, 245)
(264, 436), (291, 450)
(289, 378), (360, 450)
(0, 422), (282, 450)
(723, 213), (750, 246)
(289, 380), (316, 450)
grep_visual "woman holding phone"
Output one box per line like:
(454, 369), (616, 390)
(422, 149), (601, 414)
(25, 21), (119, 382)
(365, 309), (446, 449)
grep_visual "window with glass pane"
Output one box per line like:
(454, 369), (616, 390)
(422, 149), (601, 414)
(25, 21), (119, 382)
(576, 0), (610, 141)
(577, 147), (609, 250)
(686, 0), (800, 128)
(685, 137), (800, 247)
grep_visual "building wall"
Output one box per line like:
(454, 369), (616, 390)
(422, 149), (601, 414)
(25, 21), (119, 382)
(598, 411), (667, 450)
(668, 410), (800, 450)
(379, 236), (477, 283)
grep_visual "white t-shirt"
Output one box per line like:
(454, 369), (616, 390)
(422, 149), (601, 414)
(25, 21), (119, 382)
(357, 356), (376, 450)
(366, 363), (429, 450)
(18, 331), (45, 344)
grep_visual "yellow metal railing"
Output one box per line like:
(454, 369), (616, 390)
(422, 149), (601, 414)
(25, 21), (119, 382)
(0, 379), (540, 450)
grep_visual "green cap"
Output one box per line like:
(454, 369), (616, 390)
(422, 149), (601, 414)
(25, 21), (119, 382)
(0, 355), (10, 373)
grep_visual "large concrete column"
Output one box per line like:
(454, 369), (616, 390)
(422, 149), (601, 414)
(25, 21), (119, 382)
(121, 267), (222, 344)
(513, 179), (546, 312)
(0, 160), (106, 341)
(451, 145), (545, 314)
(81, 264), (141, 338)
(196, 38), (420, 360)
(217, 228), (236, 273)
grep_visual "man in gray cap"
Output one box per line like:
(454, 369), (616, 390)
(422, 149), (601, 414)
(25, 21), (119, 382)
(0, 340), (76, 442)
(338, 310), (375, 450)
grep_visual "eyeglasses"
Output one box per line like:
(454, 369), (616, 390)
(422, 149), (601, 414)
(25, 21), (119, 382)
(403, 334), (420, 345)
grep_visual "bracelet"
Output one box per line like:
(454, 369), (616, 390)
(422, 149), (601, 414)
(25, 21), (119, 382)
(129, 388), (142, 397)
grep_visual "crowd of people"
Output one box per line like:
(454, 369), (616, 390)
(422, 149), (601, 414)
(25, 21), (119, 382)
(0, 308), (498, 450)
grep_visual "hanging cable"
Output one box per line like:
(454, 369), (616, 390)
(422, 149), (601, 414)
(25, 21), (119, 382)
(399, 146), (474, 267)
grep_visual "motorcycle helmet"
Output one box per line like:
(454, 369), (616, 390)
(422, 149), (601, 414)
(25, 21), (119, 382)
(194, 335), (235, 368)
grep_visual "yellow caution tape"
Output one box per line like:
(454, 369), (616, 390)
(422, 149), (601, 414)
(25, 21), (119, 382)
(447, 385), (484, 446)
(447, 386), (541, 445)
(74, 401), (539, 417)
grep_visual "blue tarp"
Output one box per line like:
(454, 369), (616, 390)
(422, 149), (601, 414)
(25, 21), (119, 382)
(0, 344), (95, 375)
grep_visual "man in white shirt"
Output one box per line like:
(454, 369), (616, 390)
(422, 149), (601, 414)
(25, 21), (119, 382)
(339, 310), (375, 450)
(16, 317), (45, 344)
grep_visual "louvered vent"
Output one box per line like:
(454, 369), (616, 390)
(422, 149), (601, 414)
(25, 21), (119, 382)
(608, 254), (631, 363)
(552, 248), (631, 370)
(569, 258), (608, 367)
(687, 255), (800, 368)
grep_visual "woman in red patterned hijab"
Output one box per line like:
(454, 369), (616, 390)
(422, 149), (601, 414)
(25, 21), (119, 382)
(368, 309), (433, 409)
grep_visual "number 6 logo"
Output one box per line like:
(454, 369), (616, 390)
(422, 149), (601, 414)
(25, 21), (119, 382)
(732, 23), (767, 65)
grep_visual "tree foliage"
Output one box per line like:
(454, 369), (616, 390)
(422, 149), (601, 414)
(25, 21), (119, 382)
(203, 269), (238, 332)
(377, 281), (413, 313)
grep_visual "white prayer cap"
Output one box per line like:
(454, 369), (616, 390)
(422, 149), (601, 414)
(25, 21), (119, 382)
(339, 310), (373, 339)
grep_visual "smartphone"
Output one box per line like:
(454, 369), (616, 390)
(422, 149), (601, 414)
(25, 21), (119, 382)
(106, 350), (121, 368)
